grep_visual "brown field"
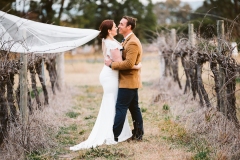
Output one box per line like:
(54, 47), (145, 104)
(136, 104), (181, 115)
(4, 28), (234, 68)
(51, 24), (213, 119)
(53, 52), (194, 160)
(40, 51), (240, 159)
(3, 51), (240, 159)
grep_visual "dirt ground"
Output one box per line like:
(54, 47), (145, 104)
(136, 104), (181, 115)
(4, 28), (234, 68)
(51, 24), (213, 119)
(51, 51), (194, 160)
(5, 50), (238, 160)
(2, 48), (240, 159)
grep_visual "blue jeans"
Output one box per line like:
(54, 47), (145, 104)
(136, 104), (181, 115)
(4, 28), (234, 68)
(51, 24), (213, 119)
(113, 88), (143, 138)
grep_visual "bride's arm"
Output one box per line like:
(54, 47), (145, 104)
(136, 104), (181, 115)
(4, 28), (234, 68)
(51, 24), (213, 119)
(132, 62), (142, 69)
(110, 48), (142, 69)
(110, 49), (142, 69)
(110, 48), (122, 62)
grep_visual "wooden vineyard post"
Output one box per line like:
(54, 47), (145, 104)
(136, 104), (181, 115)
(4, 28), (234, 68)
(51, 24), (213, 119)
(188, 24), (195, 46)
(158, 33), (166, 80)
(171, 29), (176, 48)
(20, 52), (28, 124)
(171, 29), (182, 89)
(57, 52), (64, 90)
(159, 50), (165, 79)
(217, 20), (226, 115)
(41, 56), (46, 85)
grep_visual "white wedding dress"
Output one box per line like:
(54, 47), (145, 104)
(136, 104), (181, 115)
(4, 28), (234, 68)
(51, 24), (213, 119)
(70, 39), (132, 151)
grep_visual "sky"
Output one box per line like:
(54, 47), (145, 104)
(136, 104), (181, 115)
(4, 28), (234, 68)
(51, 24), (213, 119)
(141, 0), (205, 10)
(151, 0), (204, 1)
(15, 0), (205, 14)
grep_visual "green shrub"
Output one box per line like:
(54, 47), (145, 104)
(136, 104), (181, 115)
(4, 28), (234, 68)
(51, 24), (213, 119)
(79, 147), (126, 159)
(27, 151), (42, 160)
(79, 130), (85, 135)
(56, 124), (78, 145)
(30, 87), (43, 98)
(163, 104), (170, 111)
(236, 77), (240, 83)
(141, 107), (147, 112)
(85, 115), (94, 120)
(66, 111), (80, 118)
(194, 150), (210, 160)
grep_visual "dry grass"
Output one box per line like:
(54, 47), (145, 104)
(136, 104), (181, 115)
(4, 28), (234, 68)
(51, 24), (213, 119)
(53, 52), (193, 160)
(155, 68), (240, 159)
(0, 85), (78, 159)
(3, 51), (240, 159)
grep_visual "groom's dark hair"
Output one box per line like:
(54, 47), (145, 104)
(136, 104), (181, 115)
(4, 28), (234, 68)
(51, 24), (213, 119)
(123, 16), (137, 30)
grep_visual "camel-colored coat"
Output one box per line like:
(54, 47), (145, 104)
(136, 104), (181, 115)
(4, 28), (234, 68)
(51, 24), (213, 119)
(111, 33), (142, 89)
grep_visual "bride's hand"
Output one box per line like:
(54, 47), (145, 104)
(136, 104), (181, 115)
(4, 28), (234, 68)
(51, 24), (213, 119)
(110, 48), (122, 62)
(132, 62), (142, 69)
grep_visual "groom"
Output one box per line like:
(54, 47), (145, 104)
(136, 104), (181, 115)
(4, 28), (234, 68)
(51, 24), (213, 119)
(105, 16), (144, 142)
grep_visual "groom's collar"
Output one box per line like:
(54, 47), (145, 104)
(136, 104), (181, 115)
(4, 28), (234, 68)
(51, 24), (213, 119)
(124, 32), (133, 40)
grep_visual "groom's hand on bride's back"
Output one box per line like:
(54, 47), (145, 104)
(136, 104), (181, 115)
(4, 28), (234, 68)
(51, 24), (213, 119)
(104, 55), (112, 67)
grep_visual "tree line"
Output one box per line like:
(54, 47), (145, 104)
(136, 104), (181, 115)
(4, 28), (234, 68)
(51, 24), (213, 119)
(1, 0), (156, 43)
(155, 0), (240, 43)
(1, 0), (240, 43)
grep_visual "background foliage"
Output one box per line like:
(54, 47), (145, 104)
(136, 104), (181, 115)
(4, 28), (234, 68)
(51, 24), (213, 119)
(1, 0), (240, 43)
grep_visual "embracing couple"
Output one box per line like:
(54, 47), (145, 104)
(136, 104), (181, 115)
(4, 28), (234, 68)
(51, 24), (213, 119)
(70, 16), (144, 151)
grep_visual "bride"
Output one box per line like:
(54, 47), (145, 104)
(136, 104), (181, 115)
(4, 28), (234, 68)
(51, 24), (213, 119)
(70, 20), (141, 151)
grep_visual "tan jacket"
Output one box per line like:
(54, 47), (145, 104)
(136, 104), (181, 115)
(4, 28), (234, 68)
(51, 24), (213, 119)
(112, 33), (142, 88)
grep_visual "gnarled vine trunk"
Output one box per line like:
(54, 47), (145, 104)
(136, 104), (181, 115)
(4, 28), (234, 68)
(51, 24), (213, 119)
(35, 59), (49, 105)
(0, 78), (8, 145)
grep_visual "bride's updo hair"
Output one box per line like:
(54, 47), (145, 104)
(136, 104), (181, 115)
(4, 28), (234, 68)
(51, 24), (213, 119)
(99, 20), (114, 39)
